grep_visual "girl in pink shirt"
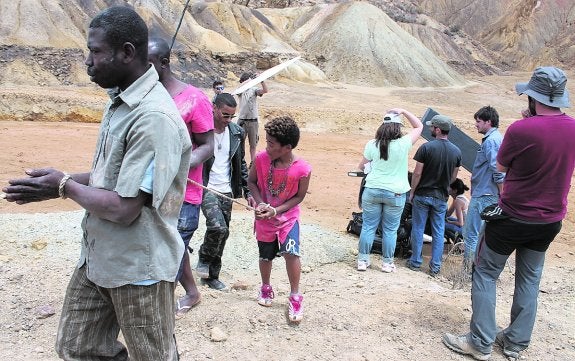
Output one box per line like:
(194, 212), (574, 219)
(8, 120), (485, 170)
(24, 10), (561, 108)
(247, 116), (312, 323)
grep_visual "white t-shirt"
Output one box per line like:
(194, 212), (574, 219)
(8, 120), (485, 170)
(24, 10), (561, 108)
(208, 127), (232, 193)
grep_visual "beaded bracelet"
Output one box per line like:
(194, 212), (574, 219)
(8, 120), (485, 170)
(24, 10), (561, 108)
(58, 173), (72, 199)
(270, 207), (277, 217)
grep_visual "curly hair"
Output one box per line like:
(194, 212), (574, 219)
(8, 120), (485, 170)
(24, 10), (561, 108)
(264, 116), (300, 148)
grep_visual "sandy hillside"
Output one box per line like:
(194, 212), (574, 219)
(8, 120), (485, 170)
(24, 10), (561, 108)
(1, 74), (574, 360)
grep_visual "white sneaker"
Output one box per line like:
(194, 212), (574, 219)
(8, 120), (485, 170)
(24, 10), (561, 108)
(381, 262), (397, 273)
(443, 333), (491, 360)
(357, 260), (370, 271)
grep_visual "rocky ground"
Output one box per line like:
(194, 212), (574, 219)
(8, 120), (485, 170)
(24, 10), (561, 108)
(1, 75), (574, 360)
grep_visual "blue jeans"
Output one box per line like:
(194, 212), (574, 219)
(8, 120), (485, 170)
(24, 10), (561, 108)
(176, 202), (201, 281)
(463, 194), (498, 259)
(468, 219), (561, 354)
(358, 187), (405, 264)
(409, 195), (447, 273)
(445, 217), (462, 235)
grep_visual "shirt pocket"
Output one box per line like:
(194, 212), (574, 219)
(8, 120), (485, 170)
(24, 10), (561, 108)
(475, 149), (488, 167)
(102, 134), (126, 184)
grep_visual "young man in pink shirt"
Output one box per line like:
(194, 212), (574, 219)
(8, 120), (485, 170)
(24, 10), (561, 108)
(149, 38), (214, 316)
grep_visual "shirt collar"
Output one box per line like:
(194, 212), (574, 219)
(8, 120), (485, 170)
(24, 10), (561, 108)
(483, 127), (497, 139)
(107, 66), (159, 109)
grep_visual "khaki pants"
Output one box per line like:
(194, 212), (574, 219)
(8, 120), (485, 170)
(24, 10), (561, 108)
(56, 265), (178, 361)
(238, 118), (259, 148)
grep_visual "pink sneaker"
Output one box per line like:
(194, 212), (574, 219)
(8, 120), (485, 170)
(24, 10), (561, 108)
(257, 284), (274, 307)
(288, 294), (304, 322)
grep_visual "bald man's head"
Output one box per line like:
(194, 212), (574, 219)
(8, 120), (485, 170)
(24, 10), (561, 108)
(148, 37), (172, 78)
(148, 38), (171, 61)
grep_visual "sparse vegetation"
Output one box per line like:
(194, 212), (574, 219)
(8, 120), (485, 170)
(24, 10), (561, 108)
(444, 24), (463, 36)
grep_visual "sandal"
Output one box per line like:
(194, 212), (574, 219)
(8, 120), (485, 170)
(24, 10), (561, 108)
(175, 295), (201, 318)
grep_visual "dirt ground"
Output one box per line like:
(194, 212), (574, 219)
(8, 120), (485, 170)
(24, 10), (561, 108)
(0, 75), (574, 360)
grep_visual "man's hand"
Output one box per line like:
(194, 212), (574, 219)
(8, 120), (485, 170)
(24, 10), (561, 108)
(3, 168), (65, 204)
(521, 108), (533, 118)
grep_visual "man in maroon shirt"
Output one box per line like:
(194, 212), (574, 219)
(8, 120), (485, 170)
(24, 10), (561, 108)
(443, 66), (575, 360)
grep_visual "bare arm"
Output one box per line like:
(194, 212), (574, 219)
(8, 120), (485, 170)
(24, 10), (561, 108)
(247, 164), (262, 205)
(3, 168), (148, 225)
(451, 167), (460, 183)
(388, 108), (423, 144)
(409, 161), (424, 202)
(357, 157), (370, 171)
(189, 131), (214, 170)
(447, 199), (465, 227)
(65, 180), (150, 224)
(496, 161), (507, 195)
(71, 172), (91, 185)
(446, 198), (456, 217)
(453, 202), (465, 226)
(256, 81), (268, 96)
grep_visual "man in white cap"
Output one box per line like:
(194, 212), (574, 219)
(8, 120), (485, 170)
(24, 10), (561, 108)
(443, 66), (575, 360)
(407, 114), (461, 277)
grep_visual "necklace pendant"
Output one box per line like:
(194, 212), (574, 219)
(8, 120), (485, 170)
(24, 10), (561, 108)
(218, 144), (222, 150)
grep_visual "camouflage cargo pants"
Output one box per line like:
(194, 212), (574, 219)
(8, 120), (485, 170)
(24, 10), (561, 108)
(199, 190), (233, 279)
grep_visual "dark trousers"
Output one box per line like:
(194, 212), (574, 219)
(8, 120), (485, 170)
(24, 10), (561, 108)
(199, 190), (233, 279)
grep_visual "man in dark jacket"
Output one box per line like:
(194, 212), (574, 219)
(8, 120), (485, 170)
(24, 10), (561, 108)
(196, 93), (253, 289)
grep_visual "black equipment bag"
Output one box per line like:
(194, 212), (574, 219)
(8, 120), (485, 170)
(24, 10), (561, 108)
(345, 203), (412, 258)
(346, 211), (365, 236)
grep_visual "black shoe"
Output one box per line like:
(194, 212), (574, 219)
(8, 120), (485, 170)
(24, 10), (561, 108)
(495, 332), (522, 359)
(200, 278), (226, 290)
(405, 260), (420, 272)
(428, 269), (440, 278)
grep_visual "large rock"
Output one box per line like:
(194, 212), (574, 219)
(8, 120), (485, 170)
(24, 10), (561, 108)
(1, 0), (572, 89)
(264, 2), (466, 87)
(415, 0), (575, 69)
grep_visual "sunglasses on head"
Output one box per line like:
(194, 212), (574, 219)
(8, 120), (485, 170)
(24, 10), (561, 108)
(215, 86), (224, 91)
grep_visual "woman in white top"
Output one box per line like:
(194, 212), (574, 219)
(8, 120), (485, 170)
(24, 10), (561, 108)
(445, 178), (469, 237)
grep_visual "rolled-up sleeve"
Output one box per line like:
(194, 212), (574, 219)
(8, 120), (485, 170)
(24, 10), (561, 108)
(484, 139), (505, 184)
(115, 111), (186, 208)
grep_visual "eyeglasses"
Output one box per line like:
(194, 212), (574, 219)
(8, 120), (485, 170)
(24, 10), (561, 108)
(215, 86), (224, 91)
